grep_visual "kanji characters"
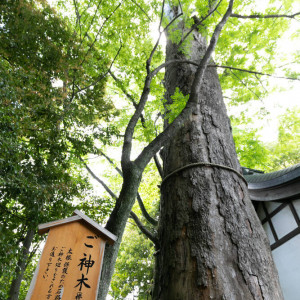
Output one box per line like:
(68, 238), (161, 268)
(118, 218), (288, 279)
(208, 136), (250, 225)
(78, 253), (95, 275)
(74, 274), (91, 291)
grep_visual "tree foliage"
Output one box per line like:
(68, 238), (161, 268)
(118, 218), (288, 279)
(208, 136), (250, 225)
(0, 0), (299, 298)
(268, 108), (300, 170)
(0, 0), (116, 298)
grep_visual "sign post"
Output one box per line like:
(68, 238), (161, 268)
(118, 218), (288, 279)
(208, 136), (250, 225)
(26, 210), (117, 300)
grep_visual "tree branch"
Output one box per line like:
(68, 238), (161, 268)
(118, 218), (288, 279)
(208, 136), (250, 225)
(136, 193), (158, 226)
(151, 60), (300, 81)
(73, 0), (82, 40)
(80, 1), (122, 66)
(80, 157), (118, 199)
(81, 157), (158, 244)
(99, 150), (158, 225)
(99, 149), (123, 176)
(129, 211), (159, 246)
(122, 8), (185, 168)
(177, 0), (223, 49)
(146, 2), (183, 75)
(78, 44), (122, 93)
(109, 70), (137, 105)
(231, 12), (300, 20)
(189, 0), (234, 102)
(129, 0), (151, 21)
(159, 0), (166, 28)
(135, 0), (234, 171)
(230, 70), (262, 100)
(214, 64), (300, 81)
(81, 0), (93, 18)
(80, 0), (104, 45)
(26, 242), (41, 267)
(154, 154), (163, 178)
(121, 76), (151, 166)
(81, 157), (158, 243)
(151, 59), (198, 77)
(255, 74), (268, 93)
(108, 70), (146, 127)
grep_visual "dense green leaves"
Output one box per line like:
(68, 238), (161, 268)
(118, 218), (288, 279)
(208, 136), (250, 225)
(0, 0), (116, 298)
(111, 227), (155, 299)
(267, 108), (300, 170)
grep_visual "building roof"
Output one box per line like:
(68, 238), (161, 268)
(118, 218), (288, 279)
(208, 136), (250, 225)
(245, 164), (300, 202)
(38, 209), (117, 245)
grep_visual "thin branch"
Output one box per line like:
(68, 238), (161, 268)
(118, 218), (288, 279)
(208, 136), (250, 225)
(70, 73), (77, 102)
(108, 70), (147, 127)
(85, 155), (101, 160)
(81, 0), (93, 17)
(81, 156), (158, 243)
(278, 60), (298, 68)
(135, 0), (234, 171)
(78, 44), (122, 93)
(159, 0), (166, 30)
(80, 0), (104, 45)
(73, 0), (82, 40)
(129, 0), (151, 21)
(231, 12), (300, 19)
(189, 0), (234, 103)
(109, 70), (137, 105)
(58, 75), (77, 124)
(0, 54), (15, 67)
(129, 211), (159, 246)
(151, 59), (300, 81)
(163, 11), (183, 34)
(213, 64), (300, 81)
(26, 241), (41, 268)
(177, 0), (223, 48)
(255, 74), (268, 93)
(136, 194), (158, 226)
(122, 10), (185, 167)
(80, 1), (122, 66)
(178, 0), (183, 14)
(230, 70), (262, 100)
(80, 157), (118, 199)
(99, 149), (123, 176)
(151, 59), (198, 76)
(0, 205), (27, 221)
(154, 154), (163, 178)
(147, 6), (183, 75)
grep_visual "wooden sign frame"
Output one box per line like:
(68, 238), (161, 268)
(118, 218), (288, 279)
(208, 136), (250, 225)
(26, 210), (117, 300)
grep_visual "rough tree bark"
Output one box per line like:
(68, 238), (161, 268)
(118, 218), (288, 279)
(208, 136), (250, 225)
(152, 22), (283, 300)
(9, 228), (35, 300)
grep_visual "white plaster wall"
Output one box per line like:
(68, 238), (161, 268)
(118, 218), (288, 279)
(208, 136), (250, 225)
(272, 235), (300, 300)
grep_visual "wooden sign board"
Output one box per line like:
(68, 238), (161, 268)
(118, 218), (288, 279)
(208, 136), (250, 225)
(26, 210), (117, 300)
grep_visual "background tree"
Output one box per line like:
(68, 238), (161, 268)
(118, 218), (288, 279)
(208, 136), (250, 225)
(0, 0), (116, 298)
(267, 108), (300, 170)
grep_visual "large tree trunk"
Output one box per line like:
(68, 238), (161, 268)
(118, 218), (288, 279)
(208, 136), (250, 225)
(9, 228), (35, 300)
(153, 27), (283, 299)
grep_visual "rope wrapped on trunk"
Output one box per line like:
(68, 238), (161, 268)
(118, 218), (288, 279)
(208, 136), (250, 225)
(160, 162), (248, 187)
